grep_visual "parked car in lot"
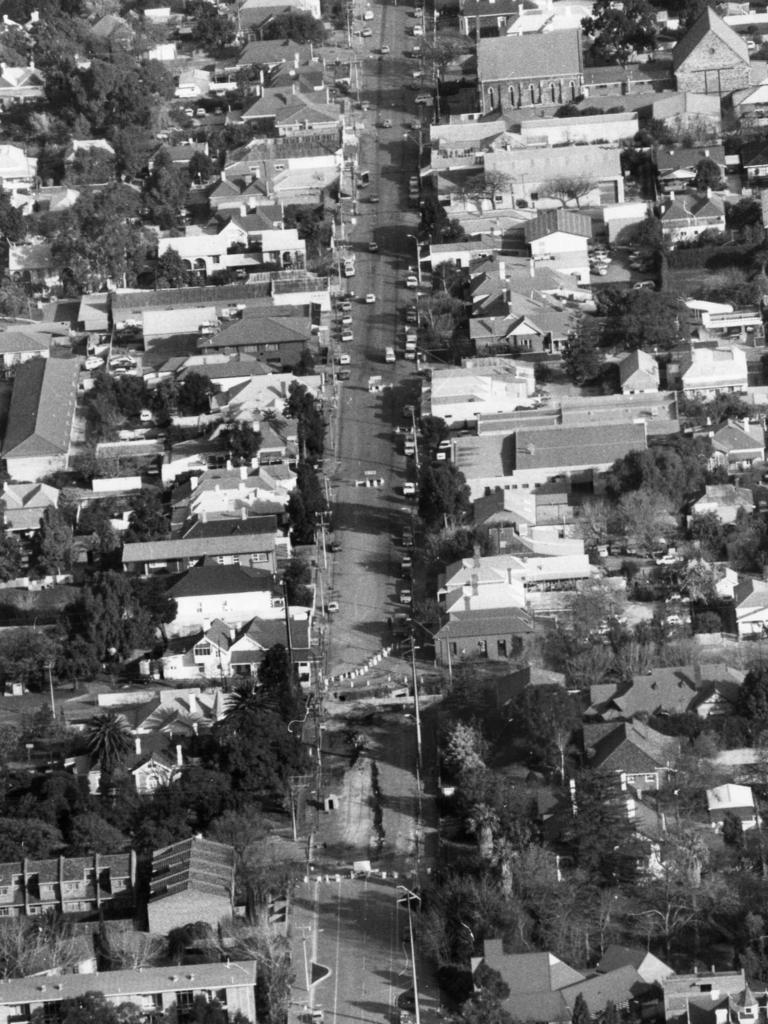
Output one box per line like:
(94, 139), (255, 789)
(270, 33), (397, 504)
(380, 119), (392, 128)
(361, 26), (373, 35)
(84, 356), (104, 370)
(414, 92), (431, 104)
(412, 23), (423, 34)
(400, 588), (412, 605)
(339, 353), (351, 365)
(369, 193), (380, 203)
(406, 275), (418, 288)
(336, 368), (351, 380)
(341, 329), (354, 343)
(380, 44), (391, 53)
(365, 293), (376, 303)
(402, 481), (417, 496)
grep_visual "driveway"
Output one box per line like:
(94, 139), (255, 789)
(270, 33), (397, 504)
(324, 0), (430, 679)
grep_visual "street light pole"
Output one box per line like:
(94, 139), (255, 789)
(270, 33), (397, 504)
(408, 627), (423, 776)
(406, 233), (421, 286)
(397, 887), (422, 1024)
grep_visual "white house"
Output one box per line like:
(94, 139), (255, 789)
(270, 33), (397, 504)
(524, 209), (592, 284)
(166, 564), (286, 636)
(706, 783), (760, 831)
(424, 363), (535, 426)
(0, 143), (37, 190)
(734, 576), (768, 638)
(674, 347), (748, 394)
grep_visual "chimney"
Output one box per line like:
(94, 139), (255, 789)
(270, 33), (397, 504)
(498, 259), (506, 281)
(706, 186), (712, 199)
(240, 464), (248, 480)
(241, 506), (247, 519)
(669, 189), (675, 201)
(190, 475), (199, 489)
(229, 626), (236, 641)
(134, 736), (142, 756)
(529, 257), (535, 277)
(176, 744), (183, 767)
(188, 692), (197, 714)
(226, 458), (233, 471)
(294, 51), (300, 68)
(704, 148), (709, 158)
(743, 417), (751, 433)
(220, 169), (226, 181)
(201, 510), (207, 523)
(202, 618), (211, 631)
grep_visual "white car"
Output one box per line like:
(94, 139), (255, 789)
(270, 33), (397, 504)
(340, 313), (353, 325)
(341, 329), (354, 343)
(402, 482), (416, 496)
(412, 23), (423, 34)
(327, 601), (340, 613)
(361, 27), (373, 36)
(400, 588), (412, 604)
(365, 293), (376, 303)
(406, 275), (418, 288)
(338, 353), (351, 365)
(84, 356), (104, 371)
(368, 241), (379, 252)
(633, 280), (655, 290)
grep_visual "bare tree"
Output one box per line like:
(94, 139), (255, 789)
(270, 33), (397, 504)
(540, 176), (597, 208)
(0, 918), (86, 978)
(100, 930), (166, 971)
(463, 170), (513, 210)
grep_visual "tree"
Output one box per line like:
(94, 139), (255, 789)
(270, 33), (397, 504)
(0, 532), (22, 582)
(68, 812), (128, 854)
(143, 156), (189, 231)
(540, 176), (596, 208)
(0, 280), (29, 317)
(190, 0), (236, 48)
(612, 290), (681, 351)
(283, 556), (312, 606)
(189, 150), (215, 182)
(0, 817), (64, 860)
(678, 557), (716, 603)
(519, 685), (579, 779)
(33, 508), (73, 576)
(125, 492), (169, 543)
(574, 498), (613, 552)
(227, 423), (263, 466)
(562, 322), (601, 384)
(155, 247), (191, 289)
(582, 0), (657, 64)
(565, 770), (639, 885)
(418, 462), (471, 530)
(443, 721), (487, 776)
(262, 9), (325, 42)
(694, 157), (722, 191)
(0, 189), (25, 243)
(572, 994), (591, 1024)
(618, 488), (675, 553)
(86, 712), (132, 772)
(463, 170), (512, 211)
(737, 668), (768, 739)
(689, 512), (727, 561)
(461, 988), (514, 1024)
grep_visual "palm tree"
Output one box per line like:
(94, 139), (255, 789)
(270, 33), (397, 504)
(86, 712), (132, 772)
(222, 681), (265, 734)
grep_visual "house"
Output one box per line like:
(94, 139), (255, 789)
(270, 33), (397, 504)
(122, 513), (284, 574)
(663, 970), (758, 1024)
(672, 6), (751, 95)
(689, 663), (746, 717)
(175, 68), (211, 99)
(209, 174), (276, 216)
(661, 191), (726, 245)
(142, 306), (219, 342)
(734, 77), (768, 127)
(0, 143), (36, 191)
(733, 576), (768, 637)
(587, 669), (697, 720)
(685, 301), (763, 343)
(710, 419), (765, 470)
(469, 298), (573, 357)
(0, 326), (51, 368)
(435, 606), (532, 666)
(439, 553), (597, 614)
(618, 350), (659, 395)
(1, 357), (79, 482)
(224, 133), (343, 205)
(64, 138), (116, 164)
(478, 941), (584, 1023)
(524, 209), (592, 284)
(656, 145), (726, 192)
(2, 480), (59, 534)
(690, 484), (755, 524)
(596, 946), (674, 986)
(707, 783), (760, 831)
(241, 90), (341, 137)
(160, 615), (313, 682)
(157, 221), (306, 278)
(90, 13), (134, 49)
(0, 61), (44, 105)
(583, 720), (679, 792)
(0, 852), (135, 919)
(0, 961), (258, 1024)
(477, 30), (584, 114)
(517, 111), (638, 147)
(213, 372), (321, 423)
(166, 563), (286, 636)
(673, 347), (748, 394)
(8, 239), (56, 287)
(172, 465), (296, 522)
(198, 312), (311, 367)
(148, 836), (235, 934)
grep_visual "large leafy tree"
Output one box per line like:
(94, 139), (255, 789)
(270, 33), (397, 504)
(418, 463), (471, 529)
(519, 685), (579, 779)
(564, 770), (639, 885)
(582, 0), (657, 65)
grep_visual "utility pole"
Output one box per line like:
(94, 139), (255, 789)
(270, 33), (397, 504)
(397, 887), (422, 1024)
(408, 627), (423, 776)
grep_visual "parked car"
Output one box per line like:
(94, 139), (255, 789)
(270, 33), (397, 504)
(368, 241), (379, 252)
(369, 193), (381, 203)
(339, 353), (351, 365)
(341, 329), (354, 343)
(361, 26), (373, 36)
(84, 356), (104, 370)
(381, 44), (391, 53)
(406, 274), (418, 288)
(365, 293), (376, 303)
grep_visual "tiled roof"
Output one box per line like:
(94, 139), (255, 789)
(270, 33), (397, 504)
(150, 836), (235, 902)
(211, 314), (309, 348)
(712, 419), (764, 453)
(436, 607), (532, 639)
(672, 6), (748, 70)
(618, 349), (659, 388)
(1, 357), (79, 459)
(514, 422), (647, 471)
(524, 209), (592, 242)
(586, 721), (679, 773)
(123, 528), (276, 564)
(561, 966), (646, 1013)
(477, 29), (583, 82)
(168, 564), (275, 599)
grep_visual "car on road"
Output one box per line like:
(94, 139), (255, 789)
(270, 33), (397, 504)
(405, 306), (418, 323)
(410, 46), (421, 56)
(412, 23), (423, 34)
(195, 106), (206, 116)
(633, 280), (655, 290)
(592, 265), (608, 276)
(414, 5), (423, 14)
(380, 44), (390, 53)
(339, 353), (351, 365)
(326, 601), (340, 613)
(341, 329), (354, 343)
(406, 274), (418, 288)
(401, 555), (412, 573)
(359, 100), (370, 110)
(400, 588), (412, 605)
(380, 118), (392, 128)
(402, 528), (414, 547)
(368, 241), (379, 252)
(361, 26), (373, 35)
(365, 293), (376, 303)
(338, 300), (352, 312)
(336, 368), (351, 380)
(402, 482), (417, 496)
(330, 541), (342, 552)
(414, 92), (431, 104)
(369, 193), (381, 203)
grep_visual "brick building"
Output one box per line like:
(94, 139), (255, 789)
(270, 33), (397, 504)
(672, 7), (750, 95)
(477, 29), (584, 114)
(0, 853), (136, 919)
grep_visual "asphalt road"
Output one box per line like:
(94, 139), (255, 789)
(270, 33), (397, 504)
(325, 0), (429, 678)
(291, 876), (441, 1024)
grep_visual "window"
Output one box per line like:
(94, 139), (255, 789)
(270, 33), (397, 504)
(477, 639), (487, 655)
(194, 643), (212, 658)
(497, 639), (507, 657)
(212, 255), (220, 264)
(250, 552), (268, 564)
(450, 642), (458, 656)
(274, 162), (286, 171)
(265, 343), (279, 352)
(643, 774), (656, 783)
